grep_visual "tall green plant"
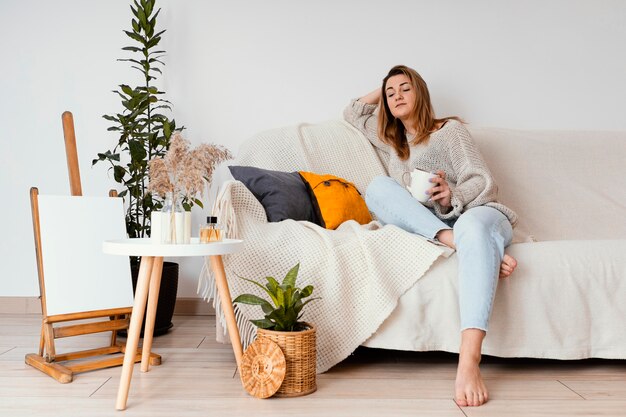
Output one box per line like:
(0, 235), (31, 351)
(93, 0), (181, 240)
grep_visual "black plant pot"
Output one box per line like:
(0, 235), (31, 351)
(119, 261), (179, 337)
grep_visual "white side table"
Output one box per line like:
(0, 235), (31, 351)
(103, 237), (244, 411)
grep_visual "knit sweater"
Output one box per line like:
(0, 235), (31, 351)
(344, 99), (518, 226)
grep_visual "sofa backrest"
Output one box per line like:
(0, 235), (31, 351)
(236, 120), (626, 242)
(468, 126), (626, 241)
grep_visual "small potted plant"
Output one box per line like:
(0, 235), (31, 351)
(234, 263), (319, 397)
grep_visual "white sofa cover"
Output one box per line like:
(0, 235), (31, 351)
(205, 120), (626, 371)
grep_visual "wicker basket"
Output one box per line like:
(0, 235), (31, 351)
(256, 323), (316, 397)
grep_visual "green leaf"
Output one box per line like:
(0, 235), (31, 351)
(163, 119), (171, 138)
(107, 152), (120, 162)
(300, 285), (314, 298)
(283, 307), (298, 331)
(128, 139), (147, 161)
(282, 262), (300, 287)
(113, 165), (126, 182)
(275, 286), (285, 308)
(192, 198), (203, 209)
(150, 29), (166, 40)
(137, 6), (148, 31)
(261, 303), (274, 315)
(131, 20), (140, 33)
(267, 309), (287, 330)
(124, 45), (142, 53)
(293, 299), (304, 316)
(232, 294), (272, 312)
(121, 84), (133, 96)
(299, 297), (321, 310)
(146, 36), (161, 49)
(145, 0), (153, 17)
(251, 319), (274, 329)
(265, 276), (280, 298)
(118, 58), (143, 66)
(236, 275), (279, 306)
(286, 287), (297, 309)
(150, 9), (161, 27)
(124, 30), (145, 44)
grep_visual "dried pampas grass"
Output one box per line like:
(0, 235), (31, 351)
(148, 133), (232, 208)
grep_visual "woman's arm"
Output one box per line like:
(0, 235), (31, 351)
(343, 89), (390, 153)
(433, 123), (499, 219)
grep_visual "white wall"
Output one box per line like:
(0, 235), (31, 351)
(2, 0), (625, 298)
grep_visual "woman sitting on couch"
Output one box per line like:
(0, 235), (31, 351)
(344, 64), (518, 407)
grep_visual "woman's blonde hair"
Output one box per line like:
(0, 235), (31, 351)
(378, 65), (461, 160)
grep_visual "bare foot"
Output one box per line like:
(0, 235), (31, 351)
(455, 358), (489, 407)
(435, 229), (455, 249)
(499, 254), (517, 279)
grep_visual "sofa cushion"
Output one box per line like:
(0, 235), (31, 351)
(228, 166), (320, 224)
(298, 171), (372, 229)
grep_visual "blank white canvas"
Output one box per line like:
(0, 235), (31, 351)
(37, 195), (133, 316)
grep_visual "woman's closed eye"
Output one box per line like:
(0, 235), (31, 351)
(387, 87), (410, 98)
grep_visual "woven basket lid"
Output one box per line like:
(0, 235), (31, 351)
(240, 338), (286, 399)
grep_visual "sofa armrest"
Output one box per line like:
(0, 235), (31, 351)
(229, 180), (267, 223)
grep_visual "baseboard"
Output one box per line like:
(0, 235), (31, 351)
(173, 298), (215, 316)
(0, 297), (215, 316)
(0, 297), (42, 314)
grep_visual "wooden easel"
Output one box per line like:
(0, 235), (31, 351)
(25, 111), (160, 383)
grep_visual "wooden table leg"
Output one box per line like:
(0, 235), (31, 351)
(141, 256), (164, 372)
(210, 255), (243, 369)
(116, 256), (154, 411)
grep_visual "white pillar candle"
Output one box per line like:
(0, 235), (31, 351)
(163, 211), (173, 244)
(174, 211), (185, 244)
(150, 211), (162, 243)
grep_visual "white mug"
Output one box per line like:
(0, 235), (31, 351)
(402, 169), (438, 203)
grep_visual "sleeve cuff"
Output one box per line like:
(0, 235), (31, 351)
(351, 98), (377, 115)
(433, 183), (464, 219)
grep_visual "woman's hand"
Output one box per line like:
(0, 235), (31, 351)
(359, 88), (382, 105)
(428, 170), (452, 208)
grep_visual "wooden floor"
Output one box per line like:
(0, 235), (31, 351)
(1, 314), (625, 417)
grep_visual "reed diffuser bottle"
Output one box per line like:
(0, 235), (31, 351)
(200, 216), (223, 243)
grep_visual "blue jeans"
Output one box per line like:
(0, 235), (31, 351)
(365, 175), (513, 332)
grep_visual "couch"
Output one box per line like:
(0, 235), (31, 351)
(205, 120), (626, 372)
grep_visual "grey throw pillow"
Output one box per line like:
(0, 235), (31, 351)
(228, 166), (320, 224)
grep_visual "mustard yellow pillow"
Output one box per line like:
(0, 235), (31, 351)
(298, 171), (372, 230)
